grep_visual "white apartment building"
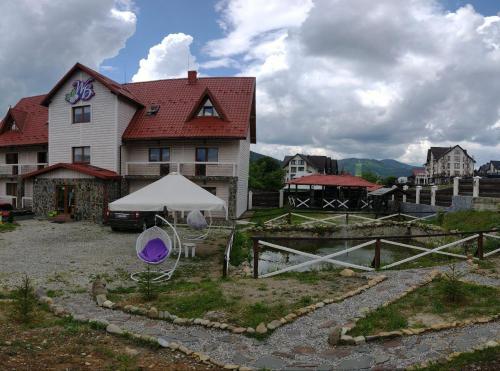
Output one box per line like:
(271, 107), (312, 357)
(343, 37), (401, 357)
(282, 154), (338, 182)
(424, 145), (475, 183)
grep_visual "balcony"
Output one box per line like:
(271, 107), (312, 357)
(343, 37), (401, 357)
(125, 161), (238, 177)
(0, 163), (48, 177)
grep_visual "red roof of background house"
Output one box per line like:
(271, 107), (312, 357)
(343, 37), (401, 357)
(0, 95), (48, 147)
(0, 63), (256, 148)
(287, 174), (382, 191)
(23, 163), (120, 180)
(122, 76), (256, 142)
(412, 168), (426, 176)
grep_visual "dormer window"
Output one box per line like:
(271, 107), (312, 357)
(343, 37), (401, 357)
(10, 121), (19, 131)
(197, 98), (219, 117)
(146, 104), (160, 116)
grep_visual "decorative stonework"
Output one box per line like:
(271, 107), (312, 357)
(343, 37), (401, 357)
(341, 271), (500, 345)
(92, 275), (387, 337)
(33, 178), (120, 223)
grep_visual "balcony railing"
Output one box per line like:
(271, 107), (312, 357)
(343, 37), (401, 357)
(126, 161), (238, 177)
(0, 163), (48, 176)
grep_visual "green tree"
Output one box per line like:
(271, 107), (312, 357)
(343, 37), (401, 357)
(384, 176), (398, 186)
(361, 171), (380, 184)
(249, 157), (284, 191)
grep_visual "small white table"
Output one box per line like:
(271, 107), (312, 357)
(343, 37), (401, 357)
(183, 243), (197, 258)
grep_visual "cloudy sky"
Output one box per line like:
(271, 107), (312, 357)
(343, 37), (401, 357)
(1, 0), (499, 166)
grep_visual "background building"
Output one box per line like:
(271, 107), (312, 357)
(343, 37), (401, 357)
(282, 154), (338, 182)
(424, 145), (475, 184)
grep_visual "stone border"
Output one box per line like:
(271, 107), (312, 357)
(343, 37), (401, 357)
(409, 338), (500, 370)
(340, 270), (500, 345)
(92, 275), (387, 337)
(36, 291), (254, 371)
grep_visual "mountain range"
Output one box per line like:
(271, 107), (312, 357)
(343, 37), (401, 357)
(250, 151), (419, 178)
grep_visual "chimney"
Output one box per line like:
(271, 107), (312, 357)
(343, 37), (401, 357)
(188, 70), (197, 84)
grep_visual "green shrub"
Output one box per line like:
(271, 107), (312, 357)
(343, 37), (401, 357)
(12, 275), (37, 323)
(230, 231), (251, 266)
(137, 266), (158, 301)
(439, 265), (466, 303)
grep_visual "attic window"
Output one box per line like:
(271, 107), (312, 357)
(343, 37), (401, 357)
(146, 104), (160, 116)
(10, 121), (19, 131)
(197, 98), (219, 117)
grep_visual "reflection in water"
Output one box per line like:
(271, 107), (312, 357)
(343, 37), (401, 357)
(255, 239), (422, 275)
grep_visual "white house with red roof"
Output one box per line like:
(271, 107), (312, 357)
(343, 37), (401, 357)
(0, 63), (256, 221)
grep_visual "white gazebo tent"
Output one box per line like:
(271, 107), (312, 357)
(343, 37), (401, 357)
(108, 172), (227, 218)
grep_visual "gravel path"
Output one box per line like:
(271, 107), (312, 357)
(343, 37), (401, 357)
(55, 268), (500, 370)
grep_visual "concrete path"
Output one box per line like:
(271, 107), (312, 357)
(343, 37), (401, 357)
(54, 266), (500, 370)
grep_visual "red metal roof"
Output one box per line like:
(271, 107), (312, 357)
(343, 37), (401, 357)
(288, 174), (382, 190)
(0, 95), (48, 147)
(122, 76), (256, 142)
(0, 64), (256, 147)
(23, 163), (120, 180)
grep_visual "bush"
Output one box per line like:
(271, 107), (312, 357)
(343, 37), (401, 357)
(12, 275), (37, 323)
(137, 266), (158, 301)
(230, 231), (251, 266)
(439, 264), (466, 303)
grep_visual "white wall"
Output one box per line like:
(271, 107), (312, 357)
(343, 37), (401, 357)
(48, 70), (122, 172)
(236, 131), (250, 217)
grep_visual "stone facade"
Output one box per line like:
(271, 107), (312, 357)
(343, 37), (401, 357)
(33, 178), (121, 223)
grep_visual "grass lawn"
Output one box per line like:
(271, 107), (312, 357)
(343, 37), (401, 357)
(109, 267), (366, 329)
(418, 345), (500, 371)
(0, 223), (16, 233)
(0, 302), (215, 370)
(430, 210), (500, 232)
(349, 278), (500, 336)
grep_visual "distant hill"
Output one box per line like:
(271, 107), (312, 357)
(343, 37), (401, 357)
(250, 151), (280, 164)
(250, 152), (417, 178)
(339, 158), (417, 177)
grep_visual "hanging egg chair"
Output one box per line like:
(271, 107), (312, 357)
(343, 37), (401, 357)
(130, 215), (182, 282)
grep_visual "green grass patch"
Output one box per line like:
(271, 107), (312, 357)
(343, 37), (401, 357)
(431, 210), (500, 232)
(418, 345), (500, 371)
(230, 231), (252, 266)
(0, 223), (16, 232)
(349, 278), (500, 336)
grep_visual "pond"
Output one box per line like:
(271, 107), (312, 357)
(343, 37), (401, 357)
(253, 238), (450, 275)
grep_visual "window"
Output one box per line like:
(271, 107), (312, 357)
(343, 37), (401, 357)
(72, 105), (91, 123)
(197, 98), (219, 117)
(195, 147), (218, 176)
(454, 163), (460, 169)
(37, 152), (47, 170)
(298, 167), (304, 171)
(291, 167), (297, 172)
(196, 148), (218, 162)
(148, 148), (170, 162)
(72, 146), (90, 163)
(6, 153), (18, 175)
(291, 160), (296, 165)
(298, 160), (304, 165)
(202, 187), (217, 195)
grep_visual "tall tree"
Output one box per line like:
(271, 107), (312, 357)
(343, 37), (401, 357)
(249, 157), (284, 191)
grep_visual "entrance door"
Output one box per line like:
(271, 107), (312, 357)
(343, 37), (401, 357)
(56, 185), (76, 215)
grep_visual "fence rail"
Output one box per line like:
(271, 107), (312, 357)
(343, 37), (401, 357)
(250, 228), (499, 278)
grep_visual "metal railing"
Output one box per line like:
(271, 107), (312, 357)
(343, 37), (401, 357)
(126, 161), (238, 177)
(0, 163), (48, 176)
(222, 228), (236, 277)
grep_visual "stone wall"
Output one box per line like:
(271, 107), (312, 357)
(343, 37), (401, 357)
(472, 196), (500, 211)
(33, 178), (120, 223)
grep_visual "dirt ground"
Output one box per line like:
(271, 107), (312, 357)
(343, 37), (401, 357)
(0, 302), (221, 370)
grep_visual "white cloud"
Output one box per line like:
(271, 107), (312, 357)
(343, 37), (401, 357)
(207, 0), (500, 165)
(131, 33), (198, 82)
(0, 0), (136, 115)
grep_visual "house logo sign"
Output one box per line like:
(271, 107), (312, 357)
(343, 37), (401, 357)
(65, 78), (95, 104)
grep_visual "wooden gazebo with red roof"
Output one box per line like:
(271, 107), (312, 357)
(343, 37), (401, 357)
(286, 174), (382, 209)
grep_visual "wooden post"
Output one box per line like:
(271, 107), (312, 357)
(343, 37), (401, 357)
(223, 255), (228, 278)
(476, 232), (484, 260)
(372, 238), (381, 269)
(287, 210), (292, 224)
(345, 212), (349, 225)
(253, 239), (260, 278)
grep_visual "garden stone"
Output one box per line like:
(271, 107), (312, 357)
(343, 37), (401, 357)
(95, 294), (107, 306)
(232, 327), (246, 334)
(157, 338), (170, 348)
(267, 320), (282, 330)
(106, 324), (123, 335)
(91, 279), (107, 299)
(339, 268), (356, 277)
(147, 307), (158, 318)
(354, 336), (366, 345)
(124, 347), (140, 356)
(336, 355), (374, 370)
(256, 323), (267, 334)
(328, 326), (342, 346)
(102, 300), (114, 309)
